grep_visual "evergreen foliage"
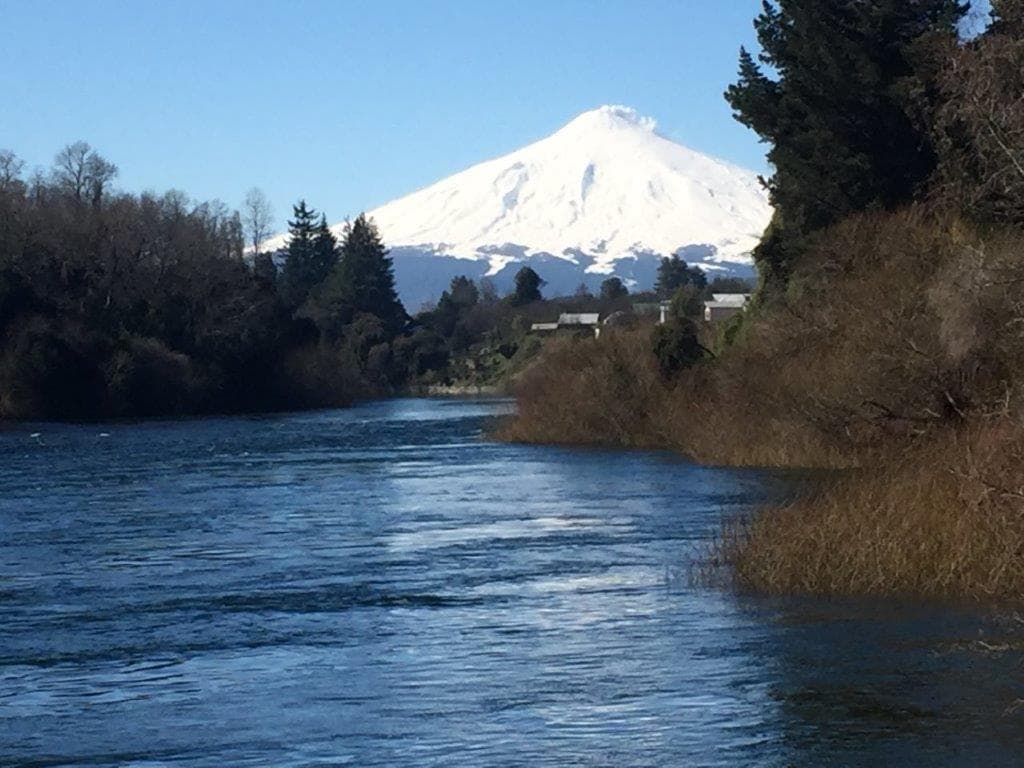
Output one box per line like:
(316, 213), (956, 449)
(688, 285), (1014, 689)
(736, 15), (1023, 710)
(0, 149), (425, 418)
(655, 254), (707, 299)
(510, 267), (544, 306)
(280, 201), (337, 311)
(599, 277), (629, 301)
(726, 0), (969, 289)
(651, 318), (705, 378)
(310, 214), (407, 339)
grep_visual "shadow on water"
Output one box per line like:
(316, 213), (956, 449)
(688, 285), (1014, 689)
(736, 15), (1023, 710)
(1, 398), (1023, 767)
(734, 597), (1024, 767)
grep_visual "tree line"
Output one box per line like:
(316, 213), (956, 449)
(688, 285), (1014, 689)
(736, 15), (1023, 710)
(0, 144), (434, 419)
(0, 146), (738, 420)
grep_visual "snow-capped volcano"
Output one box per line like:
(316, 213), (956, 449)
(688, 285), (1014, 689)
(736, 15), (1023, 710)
(269, 106), (772, 306)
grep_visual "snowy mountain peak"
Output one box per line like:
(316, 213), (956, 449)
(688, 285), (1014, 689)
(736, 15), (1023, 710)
(556, 105), (658, 136)
(265, 105), (772, 306)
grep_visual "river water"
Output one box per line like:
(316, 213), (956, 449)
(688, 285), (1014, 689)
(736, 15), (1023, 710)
(2, 398), (1023, 767)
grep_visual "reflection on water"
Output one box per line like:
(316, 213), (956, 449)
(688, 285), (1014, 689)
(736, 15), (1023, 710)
(1, 398), (1022, 767)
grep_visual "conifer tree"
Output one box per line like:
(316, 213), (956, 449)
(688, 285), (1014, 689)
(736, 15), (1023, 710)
(655, 254), (705, 299)
(510, 267), (544, 306)
(726, 0), (969, 290)
(311, 214), (406, 337)
(600, 277), (629, 301)
(312, 214), (339, 283)
(280, 200), (326, 310)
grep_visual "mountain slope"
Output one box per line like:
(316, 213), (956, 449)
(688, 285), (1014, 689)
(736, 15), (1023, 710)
(268, 106), (773, 306)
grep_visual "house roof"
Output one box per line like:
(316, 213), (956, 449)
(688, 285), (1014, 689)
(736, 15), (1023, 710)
(558, 313), (601, 326)
(711, 293), (751, 305)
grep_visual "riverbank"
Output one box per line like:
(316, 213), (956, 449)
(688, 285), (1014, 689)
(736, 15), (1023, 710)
(499, 210), (1024, 601)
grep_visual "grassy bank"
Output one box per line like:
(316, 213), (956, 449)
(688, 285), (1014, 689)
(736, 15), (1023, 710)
(500, 210), (1024, 600)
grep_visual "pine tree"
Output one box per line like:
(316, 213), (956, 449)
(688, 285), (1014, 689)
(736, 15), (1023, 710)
(280, 200), (325, 310)
(510, 267), (543, 306)
(600, 277), (629, 301)
(312, 214), (339, 284)
(433, 276), (479, 339)
(311, 214), (406, 337)
(655, 254), (705, 299)
(726, 0), (969, 290)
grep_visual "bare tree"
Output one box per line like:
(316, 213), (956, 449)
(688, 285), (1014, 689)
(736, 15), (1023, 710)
(934, 34), (1024, 224)
(52, 141), (117, 205)
(84, 154), (118, 207)
(243, 187), (274, 254)
(991, 0), (1024, 35)
(52, 141), (92, 200)
(0, 149), (25, 193)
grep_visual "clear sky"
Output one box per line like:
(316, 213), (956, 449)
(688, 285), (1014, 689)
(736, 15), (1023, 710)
(0, 0), (988, 228)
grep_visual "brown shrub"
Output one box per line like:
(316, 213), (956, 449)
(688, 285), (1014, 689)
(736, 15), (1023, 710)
(933, 32), (1024, 225)
(495, 331), (668, 448)
(502, 211), (1024, 598)
(507, 210), (1024, 468)
(718, 420), (1024, 600)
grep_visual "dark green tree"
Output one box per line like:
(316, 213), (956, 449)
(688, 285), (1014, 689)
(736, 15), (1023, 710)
(599, 277), (629, 301)
(725, 0), (969, 290)
(433, 276), (480, 339)
(280, 200), (332, 310)
(655, 254), (706, 299)
(253, 251), (278, 290)
(510, 266), (544, 306)
(448, 275), (479, 308)
(651, 318), (706, 378)
(312, 214), (339, 281)
(311, 214), (407, 338)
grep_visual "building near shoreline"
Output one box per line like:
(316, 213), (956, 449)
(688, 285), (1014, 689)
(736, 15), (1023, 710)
(531, 313), (603, 338)
(704, 294), (751, 323)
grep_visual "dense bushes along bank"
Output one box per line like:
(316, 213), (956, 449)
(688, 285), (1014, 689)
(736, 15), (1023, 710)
(500, 211), (1024, 598)
(502, 4), (1024, 600)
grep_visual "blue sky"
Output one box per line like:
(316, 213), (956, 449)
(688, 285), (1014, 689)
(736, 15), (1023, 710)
(0, 0), (991, 228)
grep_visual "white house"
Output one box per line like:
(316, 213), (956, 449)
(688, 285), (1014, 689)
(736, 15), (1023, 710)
(704, 294), (751, 323)
(558, 313), (600, 327)
(531, 313), (603, 338)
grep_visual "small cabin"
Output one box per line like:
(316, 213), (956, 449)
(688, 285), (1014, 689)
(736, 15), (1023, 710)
(531, 313), (602, 338)
(558, 313), (600, 327)
(704, 293), (751, 323)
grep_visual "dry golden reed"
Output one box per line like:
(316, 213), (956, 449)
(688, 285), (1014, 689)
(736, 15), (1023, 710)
(500, 210), (1024, 599)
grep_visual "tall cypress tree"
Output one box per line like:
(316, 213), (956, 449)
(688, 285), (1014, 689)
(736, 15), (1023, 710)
(726, 0), (969, 290)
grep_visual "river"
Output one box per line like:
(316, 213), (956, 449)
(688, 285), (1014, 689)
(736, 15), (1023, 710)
(2, 398), (1022, 766)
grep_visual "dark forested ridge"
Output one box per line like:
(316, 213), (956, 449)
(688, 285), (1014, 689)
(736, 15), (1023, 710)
(0, 147), (442, 419)
(0, 152), (701, 420)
